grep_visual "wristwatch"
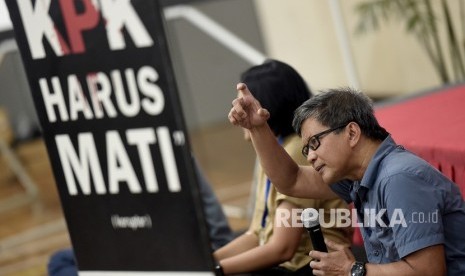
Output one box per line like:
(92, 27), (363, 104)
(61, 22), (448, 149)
(351, 261), (366, 276)
(215, 263), (224, 276)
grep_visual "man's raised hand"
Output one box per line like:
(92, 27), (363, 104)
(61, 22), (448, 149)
(228, 83), (270, 129)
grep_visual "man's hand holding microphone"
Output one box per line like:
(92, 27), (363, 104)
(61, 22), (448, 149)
(301, 208), (359, 276)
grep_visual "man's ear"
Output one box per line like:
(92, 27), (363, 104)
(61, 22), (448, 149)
(347, 122), (361, 145)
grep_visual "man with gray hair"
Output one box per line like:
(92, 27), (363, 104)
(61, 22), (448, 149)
(228, 83), (465, 276)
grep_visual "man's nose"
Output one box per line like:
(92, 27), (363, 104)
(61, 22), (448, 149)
(306, 150), (317, 164)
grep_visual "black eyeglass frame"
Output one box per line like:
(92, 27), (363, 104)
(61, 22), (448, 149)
(301, 123), (349, 157)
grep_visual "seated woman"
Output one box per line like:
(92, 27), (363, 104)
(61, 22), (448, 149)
(214, 60), (352, 275)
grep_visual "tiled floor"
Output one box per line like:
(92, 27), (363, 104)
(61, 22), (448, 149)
(0, 121), (255, 275)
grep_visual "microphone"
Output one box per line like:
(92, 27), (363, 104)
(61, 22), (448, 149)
(301, 208), (327, 252)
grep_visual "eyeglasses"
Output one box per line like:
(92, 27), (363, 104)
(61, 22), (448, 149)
(301, 124), (348, 157)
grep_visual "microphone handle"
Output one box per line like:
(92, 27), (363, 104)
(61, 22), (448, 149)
(307, 225), (328, 252)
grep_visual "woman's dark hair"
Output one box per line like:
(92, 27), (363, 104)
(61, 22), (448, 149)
(240, 59), (312, 138)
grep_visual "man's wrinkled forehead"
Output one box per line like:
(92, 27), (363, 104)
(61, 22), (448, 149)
(300, 117), (325, 140)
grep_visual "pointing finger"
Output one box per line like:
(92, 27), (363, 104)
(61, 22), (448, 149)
(236, 82), (252, 97)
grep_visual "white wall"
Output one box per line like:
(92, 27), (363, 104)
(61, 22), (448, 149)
(253, 0), (444, 98)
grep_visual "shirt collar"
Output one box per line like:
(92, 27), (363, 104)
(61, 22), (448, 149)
(354, 135), (398, 201)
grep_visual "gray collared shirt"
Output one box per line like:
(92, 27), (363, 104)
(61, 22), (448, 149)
(331, 136), (465, 275)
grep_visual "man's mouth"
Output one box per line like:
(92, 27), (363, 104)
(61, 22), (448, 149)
(315, 164), (324, 173)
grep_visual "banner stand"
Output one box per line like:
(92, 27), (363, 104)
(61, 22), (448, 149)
(6, 0), (215, 274)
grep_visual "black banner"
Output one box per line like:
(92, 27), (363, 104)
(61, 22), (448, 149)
(6, 0), (214, 274)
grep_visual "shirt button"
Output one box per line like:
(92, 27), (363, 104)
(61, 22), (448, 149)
(373, 250), (380, 256)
